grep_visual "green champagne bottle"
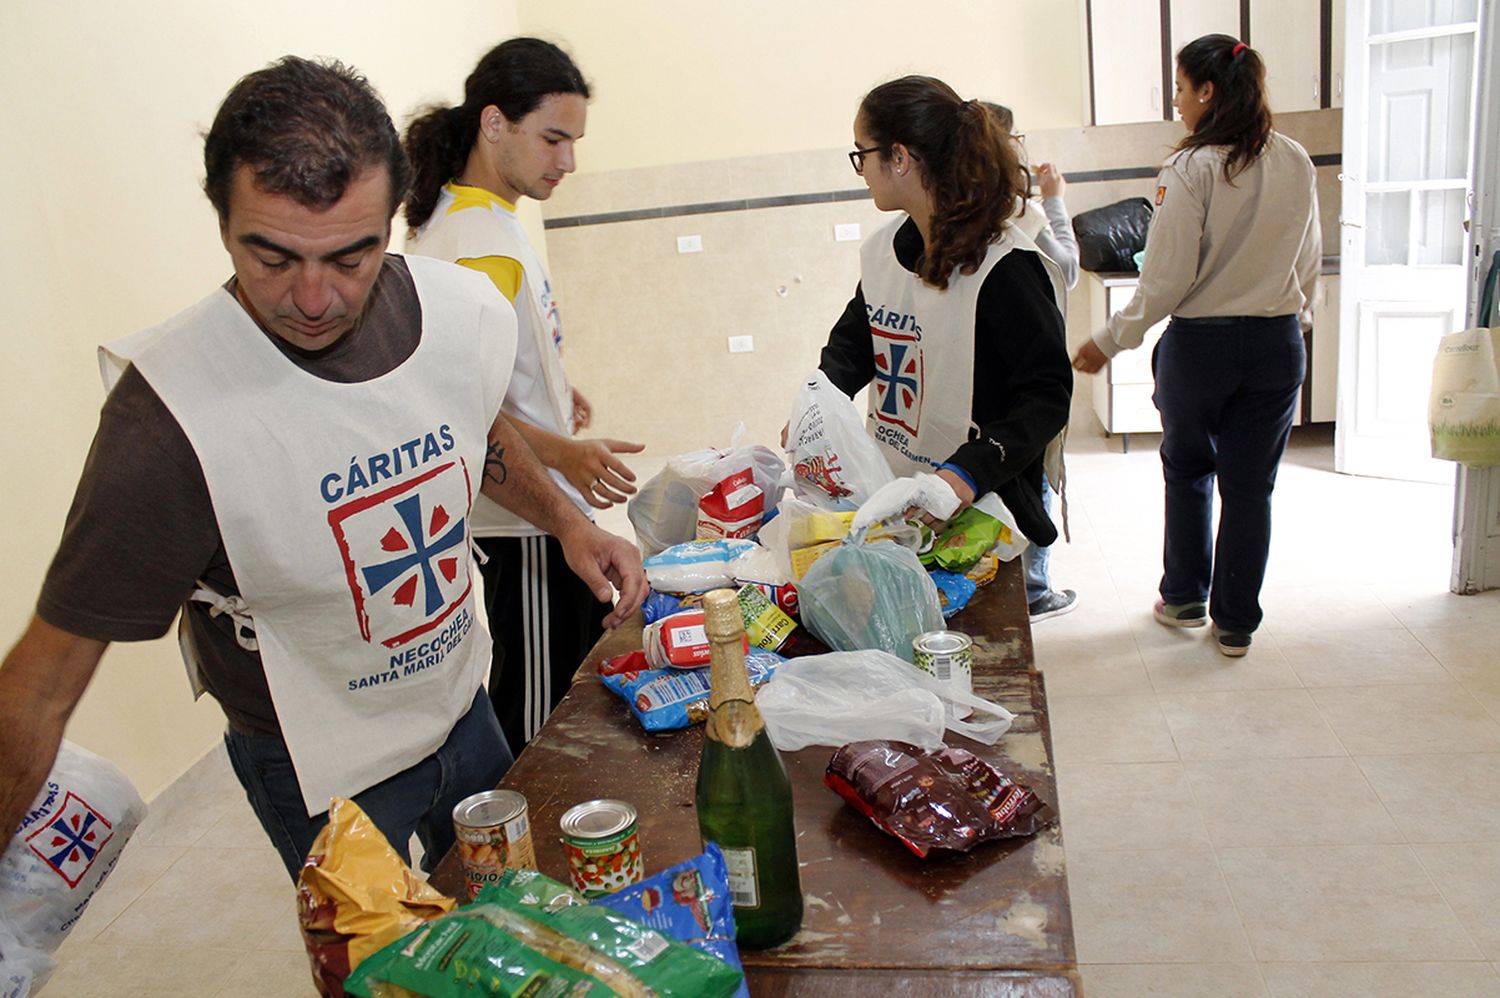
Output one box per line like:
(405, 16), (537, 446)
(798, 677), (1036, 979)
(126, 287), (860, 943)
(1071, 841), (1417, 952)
(695, 588), (804, 950)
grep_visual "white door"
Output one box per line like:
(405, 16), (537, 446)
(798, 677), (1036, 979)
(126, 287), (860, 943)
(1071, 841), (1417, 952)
(1336, 0), (1482, 481)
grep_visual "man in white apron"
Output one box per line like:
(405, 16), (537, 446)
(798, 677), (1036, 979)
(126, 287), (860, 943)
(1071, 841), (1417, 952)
(0, 57), (645, 880)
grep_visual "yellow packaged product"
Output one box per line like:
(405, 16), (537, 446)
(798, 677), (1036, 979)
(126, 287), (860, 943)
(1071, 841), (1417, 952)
(298, 797), (457, 997)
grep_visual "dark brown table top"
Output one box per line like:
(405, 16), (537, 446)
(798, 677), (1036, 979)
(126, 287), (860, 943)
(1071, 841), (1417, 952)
(431, 558), (1077, 996)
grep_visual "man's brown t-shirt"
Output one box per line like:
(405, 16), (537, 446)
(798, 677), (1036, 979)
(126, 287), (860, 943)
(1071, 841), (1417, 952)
(37, 255), (422, 736)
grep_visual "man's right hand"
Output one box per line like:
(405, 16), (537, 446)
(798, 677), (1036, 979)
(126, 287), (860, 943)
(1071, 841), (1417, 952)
(0, 616), (107, 846)
(555, 523), (647, 629)
(558, 438), (645, 510)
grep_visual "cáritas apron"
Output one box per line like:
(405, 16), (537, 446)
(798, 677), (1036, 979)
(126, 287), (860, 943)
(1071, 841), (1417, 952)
(859, 216), (1064, 479)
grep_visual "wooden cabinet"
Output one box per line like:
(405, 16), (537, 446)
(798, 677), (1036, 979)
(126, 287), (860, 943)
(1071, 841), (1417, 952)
(1081, 272), (1338, 449)
(1170, 0), (1240, 61)
(1251, 0), (1324, 111)
(1085, 275), (1169, 447)
(1089, 0), (1342, 123)
(1089, 0), (1166, 125)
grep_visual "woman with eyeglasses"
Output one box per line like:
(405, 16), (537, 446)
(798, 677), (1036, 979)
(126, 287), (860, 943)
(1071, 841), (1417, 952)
(819, 75), (1073, 561)
(1071, 36), (1320, 657)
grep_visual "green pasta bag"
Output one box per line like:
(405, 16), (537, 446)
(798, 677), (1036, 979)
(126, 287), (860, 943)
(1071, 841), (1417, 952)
(481, 870), (744, 997)
(343, 901), (635, 997)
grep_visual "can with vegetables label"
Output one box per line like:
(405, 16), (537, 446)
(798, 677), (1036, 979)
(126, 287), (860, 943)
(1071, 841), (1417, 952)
(559, 799), (644, 897)
(912, 629), (974, 720)
(453, 789), (537, 900)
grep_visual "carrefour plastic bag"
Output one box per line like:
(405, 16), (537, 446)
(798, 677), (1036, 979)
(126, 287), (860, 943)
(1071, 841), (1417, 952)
(785, 370), (894, 510)
(757, 650), (1015, 751)
(1, 741), (146, 997)
(798, 537), (943, 663)
(628, 427), (785, 556)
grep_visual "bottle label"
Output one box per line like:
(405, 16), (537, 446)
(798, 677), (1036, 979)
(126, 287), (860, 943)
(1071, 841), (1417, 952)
(720, 845), (760, 908)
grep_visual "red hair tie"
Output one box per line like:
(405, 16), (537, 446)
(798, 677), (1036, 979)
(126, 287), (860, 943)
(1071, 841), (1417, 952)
(1232, 42), (1248, 57)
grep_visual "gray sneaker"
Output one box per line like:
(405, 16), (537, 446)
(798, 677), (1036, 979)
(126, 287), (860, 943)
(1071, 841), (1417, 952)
(1029, 589), (1078, 622)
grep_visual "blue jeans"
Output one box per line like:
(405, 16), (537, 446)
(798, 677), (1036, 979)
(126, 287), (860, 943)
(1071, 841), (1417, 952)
(225, 688), (513, 881)
(1151, 315), (1305, 634)
(1021, 472), (1055, 604)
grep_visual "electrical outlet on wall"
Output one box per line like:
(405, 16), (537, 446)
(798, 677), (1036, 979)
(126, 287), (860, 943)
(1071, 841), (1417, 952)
(834, 223), (861, 242)
(727, 335), (754, 353)
(676, 234), (703, 253)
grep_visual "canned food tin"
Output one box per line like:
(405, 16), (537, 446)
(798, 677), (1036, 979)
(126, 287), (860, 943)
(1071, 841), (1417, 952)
(912, 629), (974, 720)
(453, 789), (537, 900)
(559, 799), (644, 897)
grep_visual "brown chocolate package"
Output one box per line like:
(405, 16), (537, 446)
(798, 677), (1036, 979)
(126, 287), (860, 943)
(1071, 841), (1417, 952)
(825, 740), (1056, 857)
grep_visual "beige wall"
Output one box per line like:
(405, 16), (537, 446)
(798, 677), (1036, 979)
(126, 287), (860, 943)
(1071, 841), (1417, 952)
(518, 0), (1090, 172)
(0, 0), (520, 802)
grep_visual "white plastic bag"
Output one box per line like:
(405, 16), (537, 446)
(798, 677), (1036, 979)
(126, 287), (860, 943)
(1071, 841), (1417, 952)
(972, 493), (1029, 563)
(848, 473), (961, 539)
(785, 371), (893, 510)
(757, 650), (1015, 751)
(2, 741), (147, 996)
(628, 426), (786, 556)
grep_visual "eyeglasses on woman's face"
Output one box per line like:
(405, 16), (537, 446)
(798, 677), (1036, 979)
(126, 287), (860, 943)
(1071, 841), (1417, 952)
(848, 144), (886, 174)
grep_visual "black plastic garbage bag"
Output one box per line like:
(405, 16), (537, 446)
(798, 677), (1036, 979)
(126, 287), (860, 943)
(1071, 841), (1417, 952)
(1072, 197), (1153, 273)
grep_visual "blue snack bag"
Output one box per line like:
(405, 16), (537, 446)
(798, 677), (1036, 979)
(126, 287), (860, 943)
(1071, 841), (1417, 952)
(598, 650), (783, 731)
(642, 589), (698, 625)
(594, 844), (750, 998)
(929, 569), (978, 618)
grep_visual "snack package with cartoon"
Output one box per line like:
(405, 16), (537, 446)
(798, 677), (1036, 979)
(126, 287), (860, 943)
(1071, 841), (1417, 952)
(594, 845), (750, 998)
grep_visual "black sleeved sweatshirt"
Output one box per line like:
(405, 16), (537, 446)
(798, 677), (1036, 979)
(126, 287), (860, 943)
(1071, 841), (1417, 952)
(819, 217), (1072, 545)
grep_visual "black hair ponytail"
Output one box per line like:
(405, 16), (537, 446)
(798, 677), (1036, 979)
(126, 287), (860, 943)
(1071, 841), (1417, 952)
(1176, 34), (1273, 181)
(403, 37), (589, 229)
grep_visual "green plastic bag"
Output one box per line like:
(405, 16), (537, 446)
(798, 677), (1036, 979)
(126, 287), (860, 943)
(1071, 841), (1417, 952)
(481, 872), (742, 997)
(345, 870), (743, 998)
(343, 902), (634, 997)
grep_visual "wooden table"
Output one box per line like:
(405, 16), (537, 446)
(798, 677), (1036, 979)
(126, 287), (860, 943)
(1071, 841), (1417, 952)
(432, 559), (1079, 996)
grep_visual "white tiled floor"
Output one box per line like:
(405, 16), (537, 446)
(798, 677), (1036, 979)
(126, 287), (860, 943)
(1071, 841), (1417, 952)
(40, 425), (1500, 996)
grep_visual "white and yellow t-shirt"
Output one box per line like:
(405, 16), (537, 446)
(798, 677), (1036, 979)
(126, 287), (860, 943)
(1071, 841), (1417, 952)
(407, 182), (591, 535)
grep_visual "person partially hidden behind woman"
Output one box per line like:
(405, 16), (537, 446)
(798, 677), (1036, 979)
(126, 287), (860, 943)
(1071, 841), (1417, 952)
(986, 102), (1079, 622)
(819, 76), (1073, 575)
(1072, 35), (1321, 657)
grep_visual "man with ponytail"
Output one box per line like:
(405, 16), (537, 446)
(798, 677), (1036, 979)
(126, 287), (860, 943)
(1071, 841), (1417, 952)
(820, 76), (1073, 558)
(1072, 36), (1320, 658)
(404, 38), (643, 753)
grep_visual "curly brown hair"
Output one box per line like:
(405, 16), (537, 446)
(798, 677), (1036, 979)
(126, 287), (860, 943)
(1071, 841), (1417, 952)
(858, 76), (1022, 290)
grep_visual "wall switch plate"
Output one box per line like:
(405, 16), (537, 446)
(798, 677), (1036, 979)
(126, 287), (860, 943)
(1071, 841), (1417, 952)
(834, 223), (861, 242)
(727, 335), (754, 353)
(676, 234), (703, 253)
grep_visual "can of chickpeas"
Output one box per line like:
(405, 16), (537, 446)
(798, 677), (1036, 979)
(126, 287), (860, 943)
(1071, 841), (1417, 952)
(453, 789), (537, 900)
